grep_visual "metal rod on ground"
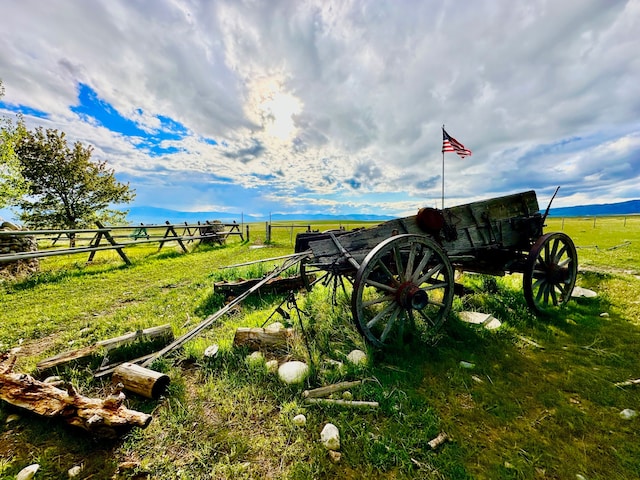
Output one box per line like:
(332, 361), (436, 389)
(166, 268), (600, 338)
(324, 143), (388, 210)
(218, 252), (310, 269)
(140, 252), (309, 368)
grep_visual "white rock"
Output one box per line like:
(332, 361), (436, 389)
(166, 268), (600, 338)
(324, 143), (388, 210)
(459, 361), (475, 369)
(328, 450), (342, 463)
(347, 349), (367, 365)
(17, 464), (39, 480)
(324, 359), (344, 370)
(571, 286), (598, 298)
(265, 359), (279, 374)
(203, 344), (219, 358)
(576, 474), (587, 480)
(600, 312), (610, 318)
(320, 423), (340, 450)
(278, 361), (309, 384)
(6, 413), (20, 424)
(68, 465), (83, 477)
(620, 408), (637, 420)
(459, 311), (501, 330)
(43, 375), (63, 384)
(292, 414), (306, 427)
(265, 322), (285, 331)
(246, 351), (264, 365)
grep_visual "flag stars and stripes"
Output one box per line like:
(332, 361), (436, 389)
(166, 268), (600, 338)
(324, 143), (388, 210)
(442, 128), (472, 158)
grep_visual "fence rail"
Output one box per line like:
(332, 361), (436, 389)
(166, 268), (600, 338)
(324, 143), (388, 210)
(0, 221), (247, 265)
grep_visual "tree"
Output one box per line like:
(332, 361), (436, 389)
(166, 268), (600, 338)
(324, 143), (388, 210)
(15, 127), (135, 243)
(0, 80), (29, 209)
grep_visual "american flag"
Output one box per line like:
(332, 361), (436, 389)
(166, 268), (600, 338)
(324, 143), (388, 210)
(442, 128), (472, 158)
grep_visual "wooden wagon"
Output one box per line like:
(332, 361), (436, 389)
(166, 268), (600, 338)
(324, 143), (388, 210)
(294, 190), (578, 348)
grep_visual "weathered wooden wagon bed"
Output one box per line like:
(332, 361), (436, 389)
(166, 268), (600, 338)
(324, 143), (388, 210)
(294, 190), (578, 348)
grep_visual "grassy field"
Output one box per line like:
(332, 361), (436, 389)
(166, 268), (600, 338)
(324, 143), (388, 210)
(1, 216), (639, 479)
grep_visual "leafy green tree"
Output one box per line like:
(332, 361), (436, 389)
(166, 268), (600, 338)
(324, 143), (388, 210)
(0, 80), (29, 209)
(15, 127), (135, 242)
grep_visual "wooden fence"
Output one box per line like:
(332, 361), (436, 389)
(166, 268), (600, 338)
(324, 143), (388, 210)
(0, 221), (247, 266)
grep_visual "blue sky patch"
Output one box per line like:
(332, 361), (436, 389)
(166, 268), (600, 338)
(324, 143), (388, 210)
(0, 101), (49, 119)
(70, 82), (215, 156)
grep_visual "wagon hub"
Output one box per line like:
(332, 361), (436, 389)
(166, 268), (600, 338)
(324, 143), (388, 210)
(396, 282), (429, 310)
(540, 263), (571, 284)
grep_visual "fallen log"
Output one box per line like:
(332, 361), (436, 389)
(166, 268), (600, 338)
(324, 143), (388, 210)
(37, 324), (174, 372)
(0, 354), (151, 438)
(233, 327), (295, 351)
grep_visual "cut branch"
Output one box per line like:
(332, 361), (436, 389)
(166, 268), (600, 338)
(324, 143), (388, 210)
(302, 380), (363, 399)
(614, 378), (640, 388)
(304, 398), (379, 408)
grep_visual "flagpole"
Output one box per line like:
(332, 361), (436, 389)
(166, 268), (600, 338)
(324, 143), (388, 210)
(442, 150), (445, 210)
(441, 124), (445, 210)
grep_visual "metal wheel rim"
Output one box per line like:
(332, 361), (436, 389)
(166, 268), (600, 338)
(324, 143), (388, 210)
(523, 232), (578, 314)
(351, 234), (454, 348)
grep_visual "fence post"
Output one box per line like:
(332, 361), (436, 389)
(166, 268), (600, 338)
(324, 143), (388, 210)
(246, 225), (250, 242)
(265, 222), (271, 243)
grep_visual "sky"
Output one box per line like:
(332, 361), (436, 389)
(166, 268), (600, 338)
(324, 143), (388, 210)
(1, 0), (639, 222)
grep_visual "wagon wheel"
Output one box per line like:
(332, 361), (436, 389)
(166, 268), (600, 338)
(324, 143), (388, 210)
(300, 257), (352, 304)
(523, 232), (578, 315)
(352, 234), (455, 348)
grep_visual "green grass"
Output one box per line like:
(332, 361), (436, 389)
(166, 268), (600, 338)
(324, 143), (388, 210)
(1, 217), (640, 479)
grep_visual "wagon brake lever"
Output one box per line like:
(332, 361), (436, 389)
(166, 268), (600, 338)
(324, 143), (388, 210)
(542, 186), (560, 224)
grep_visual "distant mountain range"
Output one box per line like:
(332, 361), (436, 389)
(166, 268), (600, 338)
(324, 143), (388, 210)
(125, 199), (640, 225)
(547, 199), (640, 217)
(124, 206), (395, 224)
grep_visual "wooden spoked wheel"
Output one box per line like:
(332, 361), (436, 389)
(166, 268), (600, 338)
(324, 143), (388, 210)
(523, 232), (578, 314)
(351, 234), (455, 348)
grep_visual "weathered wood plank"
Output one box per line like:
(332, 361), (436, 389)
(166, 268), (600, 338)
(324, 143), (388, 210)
(37, 324), (174, 372)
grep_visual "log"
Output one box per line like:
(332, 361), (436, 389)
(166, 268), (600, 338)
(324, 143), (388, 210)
(0, 354), (151, 438)
(304, 398), (379, 408)
(303, 380), (363, 399)
(112, 363), (170, 399)
(233, 327), (295, 351)
(37, 324), (174, 371)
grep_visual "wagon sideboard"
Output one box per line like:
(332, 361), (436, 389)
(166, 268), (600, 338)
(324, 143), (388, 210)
(298, 190), (543, 275)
